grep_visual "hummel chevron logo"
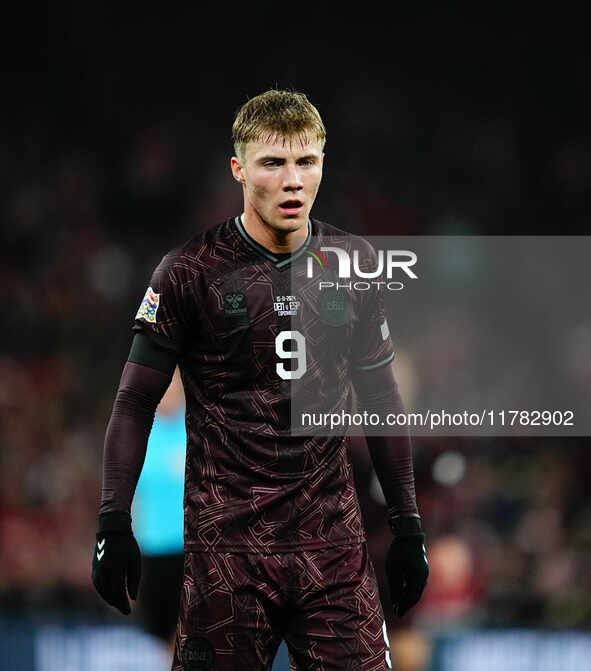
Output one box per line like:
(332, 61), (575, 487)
(96, 539), (105, 561)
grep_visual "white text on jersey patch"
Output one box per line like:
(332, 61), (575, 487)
(274, 294), (300, 317)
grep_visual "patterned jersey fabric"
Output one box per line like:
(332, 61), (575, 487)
(134, 216), (395, 553)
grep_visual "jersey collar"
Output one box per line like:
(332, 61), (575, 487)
(234, 215), (312, 268)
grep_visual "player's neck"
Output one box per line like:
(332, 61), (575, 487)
(241, 212), (308, 254)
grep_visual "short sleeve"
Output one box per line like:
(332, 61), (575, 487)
(132, 248), (198, 354)
(351, 240), (395, 372)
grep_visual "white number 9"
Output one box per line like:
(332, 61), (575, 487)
(275, 330), (307, 380)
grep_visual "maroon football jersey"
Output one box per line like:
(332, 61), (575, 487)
(133, 216), (395, 552)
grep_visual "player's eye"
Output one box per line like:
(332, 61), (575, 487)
(263, 160), (282, 167)
(298, 159), (315, 166)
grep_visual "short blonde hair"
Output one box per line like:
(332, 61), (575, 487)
(232, 89), (326, 162)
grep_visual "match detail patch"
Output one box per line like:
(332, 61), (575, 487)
(136, 286), (160, 323)
(381, 318), (390, 341)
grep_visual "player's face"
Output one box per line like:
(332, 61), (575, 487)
(232, 134), (324, 235)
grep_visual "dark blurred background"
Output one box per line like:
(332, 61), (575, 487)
(1, 4), (590, 670)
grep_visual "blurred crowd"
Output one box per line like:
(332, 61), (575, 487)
(352, 436), (591, 633)
(1, 7), (590, 639)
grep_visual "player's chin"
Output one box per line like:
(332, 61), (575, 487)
(275, 209), (308, 227)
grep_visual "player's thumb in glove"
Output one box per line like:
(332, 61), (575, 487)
(91, 511), (141, 615)
(386, 514), (429, 618)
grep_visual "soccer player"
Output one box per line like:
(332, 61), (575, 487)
(92, 90), (428, 670)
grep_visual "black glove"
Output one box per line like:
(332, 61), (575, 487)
(91, 511), (141, 615)
(385, 514), (429, 618)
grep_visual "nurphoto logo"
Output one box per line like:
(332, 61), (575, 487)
(306, 246), (418, 291)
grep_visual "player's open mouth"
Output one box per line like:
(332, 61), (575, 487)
(279, 200), (303, 215)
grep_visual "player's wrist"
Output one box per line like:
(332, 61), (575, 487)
(98, 510), (132, 535)
(388, 513), (423, 538)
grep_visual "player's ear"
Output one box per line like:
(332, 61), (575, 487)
(231, 156), (246, 184)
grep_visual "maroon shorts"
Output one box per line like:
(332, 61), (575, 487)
(171, 542), (391, 671)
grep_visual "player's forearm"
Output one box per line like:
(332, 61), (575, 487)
(354, 364), (419, 517)
(366, 434), (418, 516)
(99, 361), (173, 514)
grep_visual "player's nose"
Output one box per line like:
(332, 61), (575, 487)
(282, 164), (304, 191)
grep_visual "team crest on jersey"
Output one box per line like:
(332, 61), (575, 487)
(135, 286), (160, 323)
(316, 288), (350, 326)
(224, 291), (247, 316)
(274, 294), (300, 316)
(181, 636), (215, 670)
